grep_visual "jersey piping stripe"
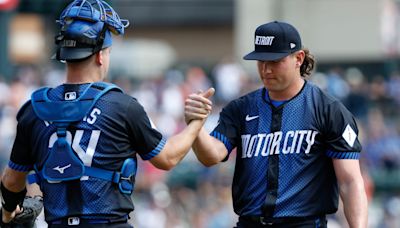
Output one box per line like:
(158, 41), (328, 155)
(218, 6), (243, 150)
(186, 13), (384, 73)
(262, 107), (283, 217)
(326, 151), (359, 159)
(141, 138), (166, 160)
(210, 131), (233, 152)
(8, 160), (32, 172)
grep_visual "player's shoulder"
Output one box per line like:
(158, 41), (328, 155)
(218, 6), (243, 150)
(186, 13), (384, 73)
(17, 100), (32, 120)
(305, 81), (340, 106)
(305, 80), (352, 115)
(16, 100), (36, 124)
(101, 90), (139, 104)
(102, 90), (145, 114)
(229, 88), (262, 107)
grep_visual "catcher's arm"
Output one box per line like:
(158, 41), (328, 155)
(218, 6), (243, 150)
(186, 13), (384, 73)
(1, 168), (43, 227)
(1, 167), (27, 224)
(0, 195), (44, 228)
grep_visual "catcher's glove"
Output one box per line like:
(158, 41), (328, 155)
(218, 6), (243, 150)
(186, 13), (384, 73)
(0, 195), (43, 228)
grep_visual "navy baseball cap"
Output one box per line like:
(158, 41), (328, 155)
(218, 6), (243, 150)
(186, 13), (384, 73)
(243, 21), (302, 61)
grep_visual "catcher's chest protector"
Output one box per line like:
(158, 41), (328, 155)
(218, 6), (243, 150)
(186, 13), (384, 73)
(29, 82), (136, 194)
(31, 82), (120, 182)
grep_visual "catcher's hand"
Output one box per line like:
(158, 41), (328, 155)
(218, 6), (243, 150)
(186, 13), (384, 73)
(1, 195), (43, 227)
(13, 196), (43, 224)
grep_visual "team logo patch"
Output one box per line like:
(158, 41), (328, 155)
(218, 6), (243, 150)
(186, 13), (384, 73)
(255, 35), (275, 46)
(53, 164), (72, 174)
(62, 40), (77, 47)
(342, 124), (356, 147)
(65, 92), (77, 100)
(245, 114), (259, 121)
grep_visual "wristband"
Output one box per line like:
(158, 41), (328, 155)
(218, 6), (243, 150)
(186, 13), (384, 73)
(0, 182), (26, 212)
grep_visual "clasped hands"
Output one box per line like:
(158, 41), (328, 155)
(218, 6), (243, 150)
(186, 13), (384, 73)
(184, 88), (215, 124)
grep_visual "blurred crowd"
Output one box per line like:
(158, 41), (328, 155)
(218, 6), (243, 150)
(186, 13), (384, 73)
(1, 59), (400, 228)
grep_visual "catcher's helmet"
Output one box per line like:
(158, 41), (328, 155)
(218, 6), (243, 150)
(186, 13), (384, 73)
(53, 0), (129, 62)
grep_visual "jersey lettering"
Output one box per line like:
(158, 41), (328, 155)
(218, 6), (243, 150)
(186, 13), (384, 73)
(83, 108), (101, 125)
(45, 108), (102, 126)
(260, 133), (273, 157)
(253, 134), (266, 157)
(48, 130), (100, 180)
(241, 130), (318, 158)
(270, 132), (282, 155)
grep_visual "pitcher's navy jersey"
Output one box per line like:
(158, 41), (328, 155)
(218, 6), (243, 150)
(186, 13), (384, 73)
(211, 81), (361, 218)
(8, 83), (165, 222)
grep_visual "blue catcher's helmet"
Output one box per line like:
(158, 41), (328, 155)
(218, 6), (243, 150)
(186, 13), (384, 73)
(54, 0), (129, 62)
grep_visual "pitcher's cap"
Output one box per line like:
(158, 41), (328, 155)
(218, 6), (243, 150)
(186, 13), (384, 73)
(243, 21), (302, 61)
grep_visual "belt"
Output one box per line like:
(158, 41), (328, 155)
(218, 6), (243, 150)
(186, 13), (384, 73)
(240, 215), (326, 225)
(49, 215), (128, 226)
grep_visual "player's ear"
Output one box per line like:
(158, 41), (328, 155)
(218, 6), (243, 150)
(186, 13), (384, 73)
(295, 50), (305, 67)
(96, 50), (104, 66)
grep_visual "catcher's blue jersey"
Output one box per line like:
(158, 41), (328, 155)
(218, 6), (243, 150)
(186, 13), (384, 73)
(211, 81), (361, 218)
(9, 83), (165, 222)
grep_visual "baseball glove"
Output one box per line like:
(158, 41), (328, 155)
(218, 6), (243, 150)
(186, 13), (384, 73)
(0, 195), (43, 228)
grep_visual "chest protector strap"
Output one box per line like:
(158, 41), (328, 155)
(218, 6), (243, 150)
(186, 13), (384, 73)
(29, 82), (136, 194)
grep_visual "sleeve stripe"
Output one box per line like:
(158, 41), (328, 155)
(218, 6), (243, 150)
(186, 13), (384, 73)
(326, 150), (360, 159)
(210, 131), (233, 152)
(141, 138), (166, 160)
(8, 160), (32, 172)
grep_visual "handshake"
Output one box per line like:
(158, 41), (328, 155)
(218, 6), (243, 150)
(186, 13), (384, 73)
(184, 87), (215, 124)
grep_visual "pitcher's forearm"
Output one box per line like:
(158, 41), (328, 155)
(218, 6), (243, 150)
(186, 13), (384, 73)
(192, 129), (227, 166)
(341, 180), (368, 228)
